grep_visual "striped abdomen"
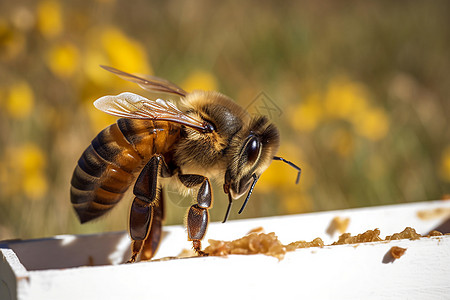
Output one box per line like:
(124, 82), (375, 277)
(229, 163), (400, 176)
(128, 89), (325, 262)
(70, 118), (180, 223)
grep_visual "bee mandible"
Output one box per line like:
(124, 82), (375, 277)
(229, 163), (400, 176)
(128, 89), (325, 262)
(70, 66), (301, 262)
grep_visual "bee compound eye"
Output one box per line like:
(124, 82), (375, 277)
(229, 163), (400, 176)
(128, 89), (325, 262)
(245, 136), (261, 165)
(203, 122), (215, 133)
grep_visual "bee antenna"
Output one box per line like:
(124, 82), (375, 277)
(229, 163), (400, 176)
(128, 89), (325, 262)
(273, 156), (302, 184)
(222, 193), (233, 223)
(238, 174), (259, 215)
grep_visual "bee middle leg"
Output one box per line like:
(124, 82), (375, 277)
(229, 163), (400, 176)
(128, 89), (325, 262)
(178, 174), (213, 256)
(140, 191), (164, 261)
(128, 154), (171, 263)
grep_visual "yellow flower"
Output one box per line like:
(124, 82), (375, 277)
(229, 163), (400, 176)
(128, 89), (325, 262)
(6, 81), (34, 119)
(19, 143), (46, 173)
(440, 146), (450, 182)
(290, 93), (323, 132)
(353, 108), (390, 141)
(0, 19), (26, 61)
(83, 49), (111, 86)
(83, 26), (153, 86)
(101, 27), (152, 74)
(2, 143), (48, 200)
(257, 161), (291, 193)
(182, 70), (218, 92)
(320, 75), (390, 141)
(23, 172), (48, 200)
(37, 0), (63, 39)
(258, 144), (311, 191)
(324, 77), (369, 121)
(19, 144), (48, 200)
(47, 42), (80, 78)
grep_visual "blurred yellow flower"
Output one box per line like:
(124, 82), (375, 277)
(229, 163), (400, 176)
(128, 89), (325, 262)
(440, 146), (450, 182)
(182, 70), (218, 92)
(1, 143), (48, 201)
(101, 27), (152, 74)
(290, 93), (323, 132)
(294, 76), (390, 143)
(83, 49), (111, 86)
(354, 108), (390, 141)
(19, 144), (48, 200)
(0, 20), (26, 61)
(37, 0), (63, 39)
(6, 81), (34, 119)
(47, 42), (80, 78)
(19, 143), (47, 173)
(23, 172), (48, 200)
(84, 26), (152, 86)
(258, 161), (290, 192)
(324, 77), (369, 121)
(258, 144), (311, 192)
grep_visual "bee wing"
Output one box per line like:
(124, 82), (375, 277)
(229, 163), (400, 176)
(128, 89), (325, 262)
(100, 65), (187, 98)
(94, 92), (207, 132)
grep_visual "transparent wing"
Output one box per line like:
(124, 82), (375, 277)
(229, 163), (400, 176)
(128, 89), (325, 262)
(100, 65), (187, 97)
(94, 92), (208, 132)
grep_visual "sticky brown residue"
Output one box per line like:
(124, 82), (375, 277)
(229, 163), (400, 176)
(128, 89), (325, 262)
(196, 227), (443, 261)
(204, 232), (286, 260)
(427, 230), (443, 237)
(204, 232), (325, 260)
(390, 246), (407, 259)
(332, 229), (382, 245)
(285, 237), (324, 251)
(385, 227), (421, 240)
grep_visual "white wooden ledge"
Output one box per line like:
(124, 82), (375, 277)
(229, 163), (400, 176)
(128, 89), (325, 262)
(1, 200), (450, 300)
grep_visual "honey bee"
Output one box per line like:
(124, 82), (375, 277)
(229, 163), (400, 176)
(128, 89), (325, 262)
(70, 66), (301, 262)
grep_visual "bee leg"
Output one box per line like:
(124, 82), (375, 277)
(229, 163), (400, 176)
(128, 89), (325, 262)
(128, 155), (172, 263)
(188, 205), (209, 256)
(140, 190), (165, 261)
(128, 198), (152, 263)
(178, 174), (212, 256)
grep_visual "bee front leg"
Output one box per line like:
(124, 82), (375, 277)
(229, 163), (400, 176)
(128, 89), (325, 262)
(178, 174), (213, 256)
(128, 154), (172, 263)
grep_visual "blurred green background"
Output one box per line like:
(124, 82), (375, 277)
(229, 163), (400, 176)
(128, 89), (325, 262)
(1, 0), (449, 240)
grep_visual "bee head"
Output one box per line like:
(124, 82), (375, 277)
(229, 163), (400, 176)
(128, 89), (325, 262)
(224, 116), (280, 200)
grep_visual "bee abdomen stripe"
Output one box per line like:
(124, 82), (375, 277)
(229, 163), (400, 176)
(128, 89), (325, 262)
(72, 201), (115, 224)
(71, 185), (123, 223)
(77, 145), (108, 178)
(92, 124), (142, 172)
(100, 165), (135, 194)
(70, 186), (123, 206)
(71, 165), (97, 191)
(70, 119), (181, 224)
